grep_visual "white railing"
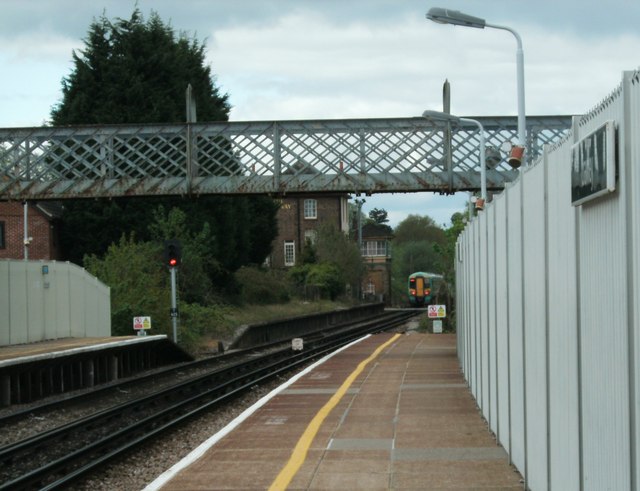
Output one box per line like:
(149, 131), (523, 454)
(456, 68), (640, 490)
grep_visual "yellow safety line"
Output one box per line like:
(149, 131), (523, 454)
(268, 333), (402, 491)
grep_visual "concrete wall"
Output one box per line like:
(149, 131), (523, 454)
(0, 259), (110, 345)
(230, 302), (384, 349)
(456, 69), (640, 490)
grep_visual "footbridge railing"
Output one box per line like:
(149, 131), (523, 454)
(0, 115), (571, 200)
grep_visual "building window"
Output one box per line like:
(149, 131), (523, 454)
(304, 199), (317, 219)
(284, 240), (295, 266)
(304, 229), (317, 245)
(366, 279), (376, 294)
(0, 221), (5, 249)
(361, 240), (388, 257)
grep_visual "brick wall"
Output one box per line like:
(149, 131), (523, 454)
(0, 202), (58, 260)
(269, 195), (347, 268)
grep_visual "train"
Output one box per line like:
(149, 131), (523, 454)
(407, 272), (443, 307)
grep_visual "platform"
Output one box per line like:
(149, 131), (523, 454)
(0, 335), (192, 407)
(145, 332), (522, 490)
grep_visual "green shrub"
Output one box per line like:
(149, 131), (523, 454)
(177, 302), (230, 353)
(306, 263), (344, 300)
(84, 235), (170, 337)
(235, 266), (290, 305)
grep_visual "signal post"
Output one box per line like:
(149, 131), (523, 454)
(164, 240), (181, 343)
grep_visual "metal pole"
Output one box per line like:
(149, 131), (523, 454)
(23, 201), (28, 260)
(487, 22), (526, 164)
(443, 79), (454, 192)
(355, 198), (365, 251)
(170, 266), (178, 343)
(354, 198), (365, 301)
(460, 118), (486, 204)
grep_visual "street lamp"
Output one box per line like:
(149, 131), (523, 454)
(426, 7), (526, 167)
(422, 110), (486, 208)
(354, 197), (366, 251)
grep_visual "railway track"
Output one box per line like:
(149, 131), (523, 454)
(0, 310), (417, 490)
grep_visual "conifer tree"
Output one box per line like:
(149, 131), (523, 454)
(52, 9), (278, 281)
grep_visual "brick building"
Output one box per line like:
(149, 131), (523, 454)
(268, 194), (350, 269)
(0, 201), (62, 260)
(359, 222), (393, 303)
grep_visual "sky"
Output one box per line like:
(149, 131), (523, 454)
(1, 0), (639, 228)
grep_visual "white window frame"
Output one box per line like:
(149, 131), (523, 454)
(361, 240), (387, 257)
(284, 240), (296, 266)
(366, 279), (376, 294)
(303, 199), (317, 219)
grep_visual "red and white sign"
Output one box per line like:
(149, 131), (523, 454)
(133, 316), (152, 330)
(427, 305), (447, 319)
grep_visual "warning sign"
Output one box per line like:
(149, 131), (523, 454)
(133, 316), (152, 330)
(427, 305), (447, 319)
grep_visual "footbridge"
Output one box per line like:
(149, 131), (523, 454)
(0, 115), (571, 200)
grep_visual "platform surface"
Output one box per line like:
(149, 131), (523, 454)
(148, 332), (522, 490)
(0, 335), (160, 365)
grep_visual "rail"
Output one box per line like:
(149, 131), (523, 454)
(0, 310), (416, 490)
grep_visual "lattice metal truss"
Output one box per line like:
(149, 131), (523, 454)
(0, 115), (571, 200)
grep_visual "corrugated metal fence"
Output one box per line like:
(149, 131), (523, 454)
(0, 260), (111, 344)
(456, 69), (640, 490)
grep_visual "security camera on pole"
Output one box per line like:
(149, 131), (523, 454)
(164, 239), (181, 343)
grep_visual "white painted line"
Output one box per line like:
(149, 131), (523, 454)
(142, 334), (372, 491)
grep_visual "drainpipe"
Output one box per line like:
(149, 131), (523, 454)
(23, 201), (31, 260)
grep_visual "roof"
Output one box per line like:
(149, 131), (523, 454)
(361, 222), (393, 238)
(35, 201), (64, 219)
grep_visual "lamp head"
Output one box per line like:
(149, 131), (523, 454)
(421, 110), (460, 123)
(426, 7), (486, 29)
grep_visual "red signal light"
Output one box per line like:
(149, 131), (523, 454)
(164, 240), (181, 268)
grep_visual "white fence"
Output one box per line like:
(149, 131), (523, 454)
(0, 260), (110, 344)
(456, 69), (640, 490)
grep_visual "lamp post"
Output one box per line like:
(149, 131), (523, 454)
(354, 198), (366, 251)
(422, 110), (486, 207)
(426, 7), (526, 167)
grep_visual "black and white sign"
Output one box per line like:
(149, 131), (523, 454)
(571, 120), (617, 206)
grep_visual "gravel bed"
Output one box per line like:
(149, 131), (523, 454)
(0, 348), (285, 446)
(1, 360), (297, 490)
(2, 327), (412, 489)
(73, 375), (288, 490)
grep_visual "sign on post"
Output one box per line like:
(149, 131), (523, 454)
(427, 305), (447, 319)
(133, 316), (151, 332)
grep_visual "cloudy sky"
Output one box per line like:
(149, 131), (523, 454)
(1, 0), (638, 227)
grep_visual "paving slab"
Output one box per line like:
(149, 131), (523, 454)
(148, 332), (523, 490)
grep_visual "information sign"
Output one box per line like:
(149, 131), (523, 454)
(133, 316), (152, 330)
(571, 120), (617, 206)
(427, 305), (447, 319)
